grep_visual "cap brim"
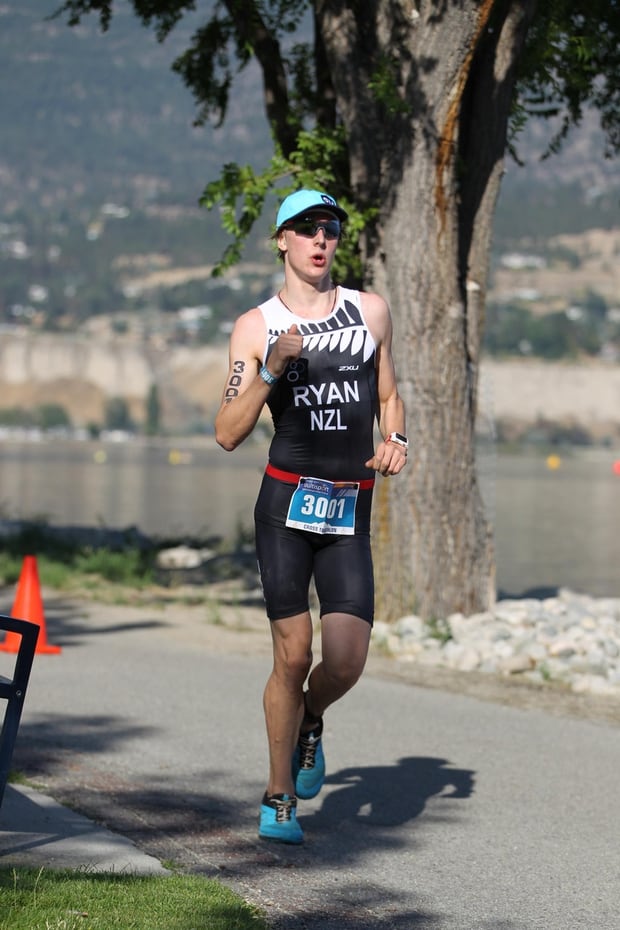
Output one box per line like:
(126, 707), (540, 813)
(280, 205), (348, 227)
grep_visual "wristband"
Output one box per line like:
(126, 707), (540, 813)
(259, 365), (279, 386)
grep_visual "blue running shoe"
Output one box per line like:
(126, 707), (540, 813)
(292, 720), (325, 800)
(259, 793), (304, 844)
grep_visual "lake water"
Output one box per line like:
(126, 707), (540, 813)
(1, 436), (619, 598)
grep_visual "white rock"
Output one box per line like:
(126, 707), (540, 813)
(455, 648), (482, 672)
(372, 590), (620, 698)
(156, 545), (212, 569)
(580, 616), (598, 631)
(549, 640), (577, 659)
(521, 641), (548, 662)
(414, 647), (444, 667)
(395, 614), (425, 639)
(572, 675), (618, 696)
(499, 654), (534, 674)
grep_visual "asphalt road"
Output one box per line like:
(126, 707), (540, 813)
(4, 594), (620, 930)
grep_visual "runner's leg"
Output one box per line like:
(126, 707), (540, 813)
(264, 612), (313, 795)
(303, 531), (374, 725)
(303, 612), (371, 726)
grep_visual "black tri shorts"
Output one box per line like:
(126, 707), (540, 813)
(254, 472), (375, 624)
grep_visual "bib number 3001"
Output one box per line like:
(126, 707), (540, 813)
(285, 476), (359, 535)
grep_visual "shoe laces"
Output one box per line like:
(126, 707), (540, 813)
(267, 794), (296, 823)
(298, 724), (322, 770)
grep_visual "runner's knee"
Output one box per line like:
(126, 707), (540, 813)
(273, 640), (313, 686)
(322, 653), (365, 691)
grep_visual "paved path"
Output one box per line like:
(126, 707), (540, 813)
(1, 595), (619, 929)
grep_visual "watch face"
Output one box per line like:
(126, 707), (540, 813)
(394, 433), (407, 444)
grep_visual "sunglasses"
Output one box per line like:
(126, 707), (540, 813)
(284, 216), (341, 240)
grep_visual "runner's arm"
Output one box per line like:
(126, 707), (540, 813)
(214, 310), (272, 451)
(215, 313), (304, 451)
(362, 294), (407, 476)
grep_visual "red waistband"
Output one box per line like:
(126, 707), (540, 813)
(265, 462), (375, 490)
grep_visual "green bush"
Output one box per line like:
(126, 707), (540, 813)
(484, 302), (603, 358)
(0, 523), (155, 591)
(74, 548), (153, 585)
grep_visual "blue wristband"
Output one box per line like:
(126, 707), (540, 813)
(259, 365), (279, 386)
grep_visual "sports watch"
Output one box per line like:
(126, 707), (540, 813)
(386, 431), (408, 451)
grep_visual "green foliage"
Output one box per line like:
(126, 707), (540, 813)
(0, 404), (72, 430)
(0, 518), (157, 585)
(582, 288), (608, 320)
(368, 54), (411, 117)
(514, 0), (620, 156)
(200, 151), (291, 274)
(104, 397), (135, 432)
(0, 408), (36, 429)
(145, 384), (161, 436)
(74, 547), (153, 584)
(484, 300), (609, 359)
(200, 129), (374, 282)
(545, 244), (581, 270)
(0, 867), (267, 930)
(0, 202), (247, 330)
(37, 403), (73, 430)
(494, 179), (619, 243)
(425, 616), (452, 644)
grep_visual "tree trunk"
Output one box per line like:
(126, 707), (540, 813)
(319, 0), (537, 620)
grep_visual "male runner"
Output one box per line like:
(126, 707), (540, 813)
(215, 189), (407, 843)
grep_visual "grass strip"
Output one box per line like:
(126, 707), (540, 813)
(0, 867), (266, 930)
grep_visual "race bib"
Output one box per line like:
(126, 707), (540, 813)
(285, 476), (359, 535)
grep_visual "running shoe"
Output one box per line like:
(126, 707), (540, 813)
(292, 719), (325, 800)
(258, 793), (304, 844)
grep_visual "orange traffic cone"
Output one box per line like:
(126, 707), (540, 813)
(0, 555), (61, 654)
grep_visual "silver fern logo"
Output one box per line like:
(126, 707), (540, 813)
(267, 300), (375, 362)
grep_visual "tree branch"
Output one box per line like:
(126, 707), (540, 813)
(222, 0), (298, 156)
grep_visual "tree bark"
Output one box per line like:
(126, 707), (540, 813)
(318, 0), (537, 620)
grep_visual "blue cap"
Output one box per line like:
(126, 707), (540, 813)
(276, 189), (348, 229)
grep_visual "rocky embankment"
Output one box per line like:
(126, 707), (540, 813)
(374, 589), (620, 698)
(156, 544), (620, 700)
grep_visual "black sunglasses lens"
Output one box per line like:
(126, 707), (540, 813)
(290, 217), (341, 239)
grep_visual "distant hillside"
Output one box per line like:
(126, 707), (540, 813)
(2, 0), (618, 221)
(0, 0), (618, 339)
(0, 0), (271, 209)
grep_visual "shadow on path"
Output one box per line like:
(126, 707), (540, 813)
(315, 756), (475, 829)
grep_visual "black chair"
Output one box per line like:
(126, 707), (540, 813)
(0, 615), (39, 808)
